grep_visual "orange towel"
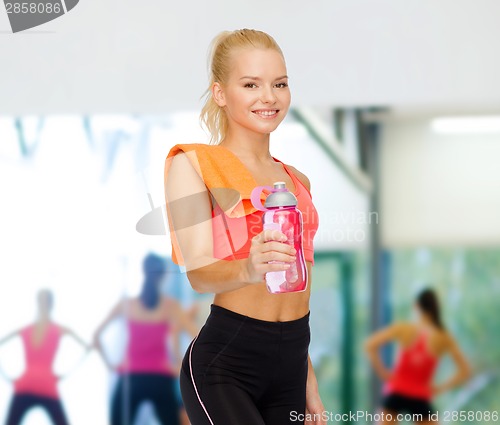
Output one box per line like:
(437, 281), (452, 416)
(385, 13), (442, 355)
(164, 143), (268, 266)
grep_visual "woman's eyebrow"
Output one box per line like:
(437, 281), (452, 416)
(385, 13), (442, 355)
(239, 75), (289, 81)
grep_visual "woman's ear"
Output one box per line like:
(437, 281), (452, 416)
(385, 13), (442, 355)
(212, 82), (226, 107)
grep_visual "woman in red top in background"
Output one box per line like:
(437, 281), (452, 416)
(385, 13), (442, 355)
(0, 289), (89, 425)
(93, 253), (198, 425)
(365, 288), (472, 424)
(165, 29), (324, 425)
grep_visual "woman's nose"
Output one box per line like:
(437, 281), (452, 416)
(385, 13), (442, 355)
(260, 86), (277, 104)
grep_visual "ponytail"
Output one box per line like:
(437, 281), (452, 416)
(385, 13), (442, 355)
(417, 288), (445, 330)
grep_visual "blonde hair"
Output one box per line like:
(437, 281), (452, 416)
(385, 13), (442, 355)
(200, 29), (285, 145)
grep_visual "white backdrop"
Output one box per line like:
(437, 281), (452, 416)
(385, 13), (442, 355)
(1, 0), (500, 114)
(381, 117), (500, 247)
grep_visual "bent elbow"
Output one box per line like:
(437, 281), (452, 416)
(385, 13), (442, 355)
(186, 271), (209, 294)
(363, 341), (374, 355)
(462, 364), (473, 382)
(363, 342), (373, 357)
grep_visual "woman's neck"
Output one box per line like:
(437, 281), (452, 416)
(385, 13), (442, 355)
(36, 313), (51, 323)
(418, 314), (435, 330)
(220, 125), (273, 163)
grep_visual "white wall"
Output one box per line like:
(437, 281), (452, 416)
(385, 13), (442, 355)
(1, 0), (500, 114)
(269, 118), (370, 251)
(380, 118), (500, 247)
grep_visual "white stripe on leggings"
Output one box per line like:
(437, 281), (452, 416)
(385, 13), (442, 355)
(189, 335), (215, 425)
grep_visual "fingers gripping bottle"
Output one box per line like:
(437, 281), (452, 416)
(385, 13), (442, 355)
(250, 182), (308, 294)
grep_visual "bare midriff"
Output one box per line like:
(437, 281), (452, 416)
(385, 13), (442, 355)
(213, 261), (312, 322)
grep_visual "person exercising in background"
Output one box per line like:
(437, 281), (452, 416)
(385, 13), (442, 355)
(93, 253), (198, 425)
(365, 288), (472, 424)
(0, 289), (90, 425)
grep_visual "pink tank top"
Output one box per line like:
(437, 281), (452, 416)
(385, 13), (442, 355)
(384, 332), (439, 400)
(117, 320), (174, 376)
(14, 323), (62, 399)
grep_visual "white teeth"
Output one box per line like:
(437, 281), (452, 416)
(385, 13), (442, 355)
(254, 110), (278, 116)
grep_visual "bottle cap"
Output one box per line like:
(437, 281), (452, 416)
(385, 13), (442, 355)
(264, 182), (297, 208)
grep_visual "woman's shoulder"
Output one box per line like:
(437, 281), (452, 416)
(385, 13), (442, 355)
(283, 163), (311, 192)
(50, 321), (65, 331)
(165, 143), (214, 173)
(167, 142), (214, 157)
(17, 323), (32, 335)
(391, 320), (415, 335)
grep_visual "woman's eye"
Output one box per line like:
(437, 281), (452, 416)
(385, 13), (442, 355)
(243, 82), (288, 88)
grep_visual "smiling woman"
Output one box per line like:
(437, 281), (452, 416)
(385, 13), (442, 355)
(199, 29), (291, 145)
(164, 29), (325, 425)
(211, 48), (290, 137)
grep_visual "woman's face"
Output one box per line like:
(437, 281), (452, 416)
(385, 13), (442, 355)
(213, 48), (291, 137)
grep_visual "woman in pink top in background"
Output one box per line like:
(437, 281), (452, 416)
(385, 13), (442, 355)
(0, 289), (89, 425)
(93, 253), (198, 425)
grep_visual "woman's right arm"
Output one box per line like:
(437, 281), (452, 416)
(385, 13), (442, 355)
(432, 333), (472, 395)
(0, 330), (20, 347)
(165, 152), (296, 294)
(92, 300), (124, 371)
(0, 330), (21, 382)
(364, 322), (402, 381)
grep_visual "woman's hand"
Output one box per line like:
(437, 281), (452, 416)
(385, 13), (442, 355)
(305, 382), (326, 425)
(244, 229), (297, 284)
(364, 323), (402, 385)
(172, 360), (182, 377)
(378, 367), (393, 382)
(304, 356), (326, 425)
(92, 336), (117, 373)
(0, 367), (14, 384)
(104, 361), (118, 373)
(431, 384), (445, 397)
(55, 373), (67, 382)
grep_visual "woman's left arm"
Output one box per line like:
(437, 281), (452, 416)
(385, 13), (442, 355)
(92, 300), (124, 372)
(56, 327), (92, 381)
(287, 169), (326, 424)
(163, 298), (199, 374)
(63, 327), (91, 351)
(0, 329), (20, 347)
(0, 330), (21, 383)
(433, 334), (472, 396)
(305, 355), (326, 425)
(166, 298), (199, 339)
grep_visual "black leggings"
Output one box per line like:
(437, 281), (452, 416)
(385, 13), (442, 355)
(382, 392), (436, 417)
(5, 393), (69, 425)
(180, 304), (310, 425)
(111, 373), (180, 425)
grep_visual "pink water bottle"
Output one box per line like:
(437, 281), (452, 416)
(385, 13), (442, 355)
(251, 182), (308, 294)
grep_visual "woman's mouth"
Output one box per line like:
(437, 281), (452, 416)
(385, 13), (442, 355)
(252, 109), (280, 119)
